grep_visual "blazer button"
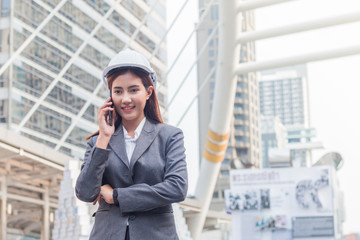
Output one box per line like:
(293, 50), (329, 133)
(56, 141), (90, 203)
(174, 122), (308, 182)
(129, 215), (136, 221)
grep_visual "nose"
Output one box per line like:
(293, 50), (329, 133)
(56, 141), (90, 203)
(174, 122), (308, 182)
(122, 92), (131, 103)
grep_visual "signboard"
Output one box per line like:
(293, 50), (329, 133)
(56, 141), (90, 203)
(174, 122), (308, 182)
(292, 216), (334, 238)
(225, 166), (339, 240)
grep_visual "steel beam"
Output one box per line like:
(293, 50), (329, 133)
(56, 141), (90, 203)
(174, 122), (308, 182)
(15, 0), (122, 134)
(9, 182), (45, 194)
(7, 210), (42, 223)
(176, 66), (216, 127)
(237, 11), (360, 43)
(237, 0), (295, 11)
(235, 44), (360, 74)
(123, 0), (160, 49)
(166, 24), (219, 112)
(0, 193), (58, 209)
(0, 142), (64, 171)
(55, 82), (103, 150)
(163, 0), (217, 83)
(0, 0), (67, 77)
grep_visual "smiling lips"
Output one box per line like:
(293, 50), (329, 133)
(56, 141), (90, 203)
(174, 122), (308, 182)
(122, 106), (135, 113)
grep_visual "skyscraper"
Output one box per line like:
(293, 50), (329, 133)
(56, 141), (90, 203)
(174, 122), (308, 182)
(259, 65), (317, 167)
(0, 1), (168, 238)
(0, 0), (168, 159)
(260, 116), (287, 168)
(196, 1), (261, 210)
(259, 65), (310, 128)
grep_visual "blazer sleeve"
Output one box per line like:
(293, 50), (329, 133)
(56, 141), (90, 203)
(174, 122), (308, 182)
(116, 127), (188, 213)
(75, 136), (111, 202)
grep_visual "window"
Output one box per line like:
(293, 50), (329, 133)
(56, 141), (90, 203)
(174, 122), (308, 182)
(210, 6), (219, 20)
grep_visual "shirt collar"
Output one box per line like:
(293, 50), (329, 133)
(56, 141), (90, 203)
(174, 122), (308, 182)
(123, 117), (146, 141)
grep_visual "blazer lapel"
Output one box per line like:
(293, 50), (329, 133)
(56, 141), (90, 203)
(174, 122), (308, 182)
(109, 126), (130, 169)
(129, 120), (160, 171)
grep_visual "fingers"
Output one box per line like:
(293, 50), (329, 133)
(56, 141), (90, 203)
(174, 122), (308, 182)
(97, 98), (116, 133)
(98, 99), (114, 116)
(92, 196), (97, 205)
(92, 185), (116, 206)
(93, 194), (101, 206)
(99, 97), (111, 107)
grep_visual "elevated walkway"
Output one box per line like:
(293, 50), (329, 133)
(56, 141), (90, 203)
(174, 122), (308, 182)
(0, 126), (68, 239)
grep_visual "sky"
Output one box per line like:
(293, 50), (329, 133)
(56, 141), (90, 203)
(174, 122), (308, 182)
(166, 0), (360, 235)
(256, 0), (360, 234)
(166, 1), (200, 197)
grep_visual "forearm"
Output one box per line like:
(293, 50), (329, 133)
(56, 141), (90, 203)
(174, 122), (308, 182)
(96, 134), (111, 149)
(75, 147), (110, 202)
(115, 127), (188, 213)
(116, 184), (186, 213)
(116, 165), (188, 213)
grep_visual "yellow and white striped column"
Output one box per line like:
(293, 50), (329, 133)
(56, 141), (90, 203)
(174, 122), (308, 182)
(203, 128), (229, 163)
(187, 1), (241, 238)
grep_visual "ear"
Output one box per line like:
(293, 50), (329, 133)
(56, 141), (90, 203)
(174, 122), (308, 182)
(146, 86), (154, 100)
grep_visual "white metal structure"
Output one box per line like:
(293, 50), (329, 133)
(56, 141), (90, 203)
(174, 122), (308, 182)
(187, 0), (241, 239)
(181, 0), (360, 239)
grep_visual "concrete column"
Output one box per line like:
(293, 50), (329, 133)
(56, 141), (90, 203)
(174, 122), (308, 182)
(41, 186), (50, 240)
(1, 177), (7, 240)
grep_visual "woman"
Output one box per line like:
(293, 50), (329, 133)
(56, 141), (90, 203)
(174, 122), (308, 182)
(75, 49), (188, 240)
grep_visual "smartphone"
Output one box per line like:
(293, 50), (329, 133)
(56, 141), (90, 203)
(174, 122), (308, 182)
(107, 91), (113, 126)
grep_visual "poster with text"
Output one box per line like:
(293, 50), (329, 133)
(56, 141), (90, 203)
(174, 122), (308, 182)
(226, 166), (337, 240)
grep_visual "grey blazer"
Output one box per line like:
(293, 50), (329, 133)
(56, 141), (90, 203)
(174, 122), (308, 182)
(75, 120), (188, 240)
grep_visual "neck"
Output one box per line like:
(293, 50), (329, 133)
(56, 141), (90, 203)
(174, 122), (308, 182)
(122, 116), (145, 136)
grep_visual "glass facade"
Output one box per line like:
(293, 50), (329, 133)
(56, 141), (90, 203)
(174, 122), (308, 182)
(0, 0), (168, 238)
(1, 0), (168, 159)
(259, 65), (310, 128)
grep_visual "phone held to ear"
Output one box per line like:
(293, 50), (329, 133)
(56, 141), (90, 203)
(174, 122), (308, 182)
(107, 92), (113, 126)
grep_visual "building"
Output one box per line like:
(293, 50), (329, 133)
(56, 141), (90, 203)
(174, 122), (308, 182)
(259, 65), (310, 128)
(286, 126), (319, 167)
(260, 116), (287, 168)
(259, 65), (318, 167)
(0, 0), (168, 238)
(196, 1), (261, 211)
(0, 0), (168, 158)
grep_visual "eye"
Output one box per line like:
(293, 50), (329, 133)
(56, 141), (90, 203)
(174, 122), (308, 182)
(113, 89), (122, 94)
(130, 88), (139, 93)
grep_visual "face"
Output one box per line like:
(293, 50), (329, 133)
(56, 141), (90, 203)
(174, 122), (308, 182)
(111, 71), (153, 128)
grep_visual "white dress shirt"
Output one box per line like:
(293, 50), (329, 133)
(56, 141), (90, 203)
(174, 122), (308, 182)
(122, 117), (146, 163)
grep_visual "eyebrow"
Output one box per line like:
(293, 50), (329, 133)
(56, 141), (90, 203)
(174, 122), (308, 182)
(113, 85), (140, 89)
(128, 85), (140, 89)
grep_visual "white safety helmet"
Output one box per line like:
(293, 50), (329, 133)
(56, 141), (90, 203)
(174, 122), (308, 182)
(102, 48), (157, 89)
